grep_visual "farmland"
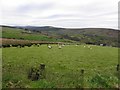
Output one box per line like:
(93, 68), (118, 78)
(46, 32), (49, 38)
(1, 26), (119, 47)
(2, 45), (119, 88)
(1, 25), (119, 88)
(1, 26), (72, 43)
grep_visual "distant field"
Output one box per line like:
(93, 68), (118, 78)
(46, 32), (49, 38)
(1, 26), (119, 47)
(1, 27), (70, 42)
(1, 38), (63, 46)
(2, 45), (119, 88)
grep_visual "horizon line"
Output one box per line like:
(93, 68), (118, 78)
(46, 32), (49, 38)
(0, 24), (119, 30)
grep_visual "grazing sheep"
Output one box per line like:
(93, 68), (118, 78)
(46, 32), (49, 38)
(100, 44), (103, 46)
(83, 46), (86, 48)
(90, 47), (92, 50)
(58, 45), (62, 49)
(48, 45), (52, 49)
(87, 46), (92, 50)
(88, 46), (90, 48)
(10, 45), (12, 47)
(37, 44), (40, 47)
(32, 44), (36, 47)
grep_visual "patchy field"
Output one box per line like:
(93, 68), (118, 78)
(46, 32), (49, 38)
(1, 38), (63, 46)
(1, 27), (70, 42)
(2, 45), (119, 88)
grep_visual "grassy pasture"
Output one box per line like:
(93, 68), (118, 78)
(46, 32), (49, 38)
(2, 27), (70, 42)
(2, 45), (119, 88)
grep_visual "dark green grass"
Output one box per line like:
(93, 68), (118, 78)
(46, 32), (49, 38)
(2, 45), (119, 88)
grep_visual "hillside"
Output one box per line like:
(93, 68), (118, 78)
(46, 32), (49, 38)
(1, 26), (71, 43)
(1, 25), (119, 47)
(16, 26), (119, 47)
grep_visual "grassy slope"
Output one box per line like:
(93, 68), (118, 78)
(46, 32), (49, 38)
(55, 28), (119, 46)
(24, 27), (119, 46)
(1, 26), (119, 46)
(1, 27), (70, 42)
(2, 45), (118, 88)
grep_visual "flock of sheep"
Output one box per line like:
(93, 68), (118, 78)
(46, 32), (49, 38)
(47, 43), (102, 50)
(47, 44), (63, 49)
(47, 44), (93, 50)
(1, 43), (106, 50)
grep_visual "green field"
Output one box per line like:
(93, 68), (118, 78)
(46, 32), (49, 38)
(2, 27), (69, 42)
(2, 45), (119, 88)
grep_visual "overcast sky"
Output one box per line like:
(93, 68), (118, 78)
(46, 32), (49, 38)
(0, 0), (119, 29)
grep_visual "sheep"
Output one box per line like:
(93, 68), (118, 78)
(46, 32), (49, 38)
(37, 44), (40, 47)
(58, 45), (62, 49)
(87, 46), (92, 50)
(90, 47), (92, 50)
(100, 44), (103, 46)
(88, 46), (90, 48)
(10, 45), (12, 47)
(83, 46), (86, 48)
(48, 45), (52, 49)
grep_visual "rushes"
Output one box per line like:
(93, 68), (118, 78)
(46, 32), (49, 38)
(28, 64), (46, 81)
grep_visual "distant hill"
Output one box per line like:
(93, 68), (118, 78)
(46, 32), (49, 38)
(15, 25), (119, 47)
(17, 25), (118, 37)
(1, 25), (119, 47)
(1, 26), (70, 42)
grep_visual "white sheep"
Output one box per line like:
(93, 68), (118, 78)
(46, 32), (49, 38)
(10, 45), (12, 47)
(90, 47), (92, 50)
(62, 44), (65, 47)
(100, 44), (103, 46)
(87, 46), (92, 50)
(88, 46), (90, 48)
(58, 45), (62, 49)
(48, 45), (52, 49)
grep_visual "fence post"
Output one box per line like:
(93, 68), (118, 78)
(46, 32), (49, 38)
(40, 64), (46, 79)
(81, 69), (84, 89)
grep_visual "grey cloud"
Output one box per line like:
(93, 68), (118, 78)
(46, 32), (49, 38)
(1, 0), (118, 29)
(16, 2), (55, 13)
(42, 14), (77, 19)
